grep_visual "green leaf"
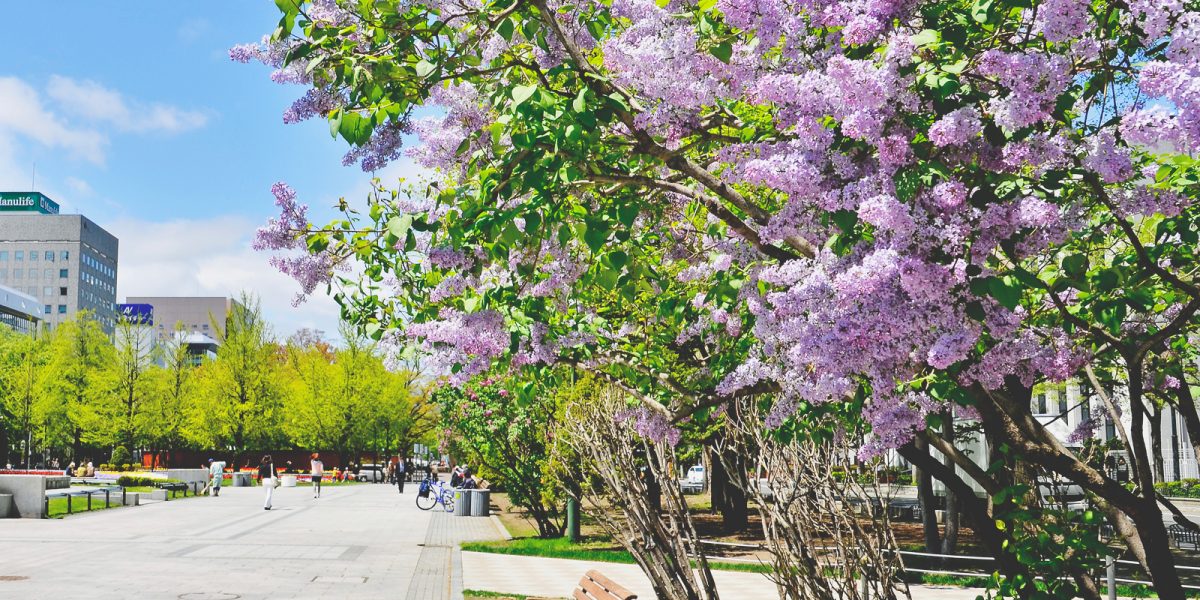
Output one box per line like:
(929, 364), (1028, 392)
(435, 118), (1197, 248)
(697, 0), (717, 10)
(572, 88), (588, 113)
(617, 204), (639, 228)
(910, 29), (939, 47)
(971, 0), (995, 23)
(496, 17), (516, 42)
(414, 59), (436, 77)
(710, 42), (733, 64)
(511, 85), (538, 108)
(338, 112), (374, 146)
(328, 107), (343, 139)
(387, 214), (413, 240)
(583, 221), (609, 253)
(1062, 254), (1089, 278)
(988, 276), (1022, 309)
(608, 250), (628, 270)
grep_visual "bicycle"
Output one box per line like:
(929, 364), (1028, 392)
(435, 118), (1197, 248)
(415, 478), (455, 512)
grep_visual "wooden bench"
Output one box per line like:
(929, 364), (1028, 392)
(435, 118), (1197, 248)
(574, 570), (636, 600)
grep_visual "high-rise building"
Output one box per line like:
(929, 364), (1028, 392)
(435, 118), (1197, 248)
(123, 296), (243, 341)
(0, 192), (119, 333)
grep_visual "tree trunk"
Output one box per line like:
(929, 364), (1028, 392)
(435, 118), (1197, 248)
(1150, 402), (1165, 484)
(1173, 383), (1200, 470)
(717, 444), (747, 533)
(940, 412), (960, 564)
(913, 436), (942, 553)
(709, 445), (727, 515)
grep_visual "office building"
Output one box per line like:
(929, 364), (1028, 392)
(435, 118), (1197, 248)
(0, 192), (119, 333)
(0, 284), (42, 335)
(116, 301), (221, 365)
(123, 296), (242, 341)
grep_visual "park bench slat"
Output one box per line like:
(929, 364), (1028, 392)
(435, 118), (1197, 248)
(576, 570), (637, 600)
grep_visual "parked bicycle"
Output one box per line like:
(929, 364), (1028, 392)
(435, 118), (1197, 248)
(415, 478), (455, 512)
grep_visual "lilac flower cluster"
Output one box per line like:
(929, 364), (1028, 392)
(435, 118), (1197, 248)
(614, 406), (682, 446)
(928, 108), (982, 147)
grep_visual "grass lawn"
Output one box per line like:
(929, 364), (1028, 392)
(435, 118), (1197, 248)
(460, 537), (771, 574)
(464, 590), (565, 600)
(47, 485), (204, 518)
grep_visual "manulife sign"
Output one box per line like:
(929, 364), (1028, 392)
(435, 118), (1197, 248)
(0, 192), (60, 214)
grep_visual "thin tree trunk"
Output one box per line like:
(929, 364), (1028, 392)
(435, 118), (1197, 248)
(709, 445), (727, 515)
(1173, 383), (1200, 477)
(940, 411), (960, 564)
(718, 443), (747, 533)
(1150, 402), (1165, 484)
(914, 436), (942, 553)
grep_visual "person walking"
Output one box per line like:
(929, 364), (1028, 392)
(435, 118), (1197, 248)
(310, 453), (324, 499)
(259, 455), (276, 510)
(208, 458), (226, 497)
(396, 458), (406, 493)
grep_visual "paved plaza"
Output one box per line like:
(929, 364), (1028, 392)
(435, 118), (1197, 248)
(0, 481), (501, 600)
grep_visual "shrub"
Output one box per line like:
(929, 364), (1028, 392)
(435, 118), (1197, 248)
(122, 463), (135, 472)
(110, 446), (132, 466)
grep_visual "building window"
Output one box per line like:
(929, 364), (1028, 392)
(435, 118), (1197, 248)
(43, 305), (51, 315)
(60, 251), (68, 261)
(42, 286), (52, 296)
(57, 305), (66, 314)
(0, 270), (6, 281)
(1081, 399), (1091, 423)
(1033, 393), (1048, 415)
(45, 251), (53, 262)
(13, 270), (22, 280)
(26, 287), (35, 296)
(1058, 392), (1068, 414)
(1105, 418), (1116, 440)
(0, 251), (7, 261)
(27, 269), (37, 280)
(28, 252), (36, 262)
(59, 287), (67, 296)
(59, 269), (68, 278)
(43, 269), (51, 279)
(14, 251), (23, 261)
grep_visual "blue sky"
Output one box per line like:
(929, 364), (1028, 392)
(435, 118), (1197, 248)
(1, 1), (425, 339)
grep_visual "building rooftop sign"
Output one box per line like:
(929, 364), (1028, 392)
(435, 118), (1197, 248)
(117, 303), (154, 325)
(0, 192), (60, 214)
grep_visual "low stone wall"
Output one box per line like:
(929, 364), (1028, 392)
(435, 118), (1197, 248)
(166, 469), (208, 487)
(45, 476), (70, 490)
(0, 475), (47, 518)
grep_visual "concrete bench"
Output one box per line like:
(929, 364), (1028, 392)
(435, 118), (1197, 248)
(574, 570), (637, 600)
(155, 482), (189, 499)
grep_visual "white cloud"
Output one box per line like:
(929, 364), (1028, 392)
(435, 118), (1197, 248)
(46, 75), (209, 134)
(0, 76), (107, 163)
(108, 216), (343, 341)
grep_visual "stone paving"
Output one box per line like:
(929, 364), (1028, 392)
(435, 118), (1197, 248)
(0, 480), (490, 599)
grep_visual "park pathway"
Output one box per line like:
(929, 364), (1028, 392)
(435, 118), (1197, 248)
(0, 479), (500, 600)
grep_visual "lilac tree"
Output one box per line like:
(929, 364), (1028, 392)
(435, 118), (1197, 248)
(244, 0), (1200, 595)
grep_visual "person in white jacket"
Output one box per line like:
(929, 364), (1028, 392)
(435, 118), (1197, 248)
(310, 453), (325, 499)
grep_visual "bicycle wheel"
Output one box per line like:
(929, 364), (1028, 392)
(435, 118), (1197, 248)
(415, 491), (436, 510)
(442, 491), (455, 512)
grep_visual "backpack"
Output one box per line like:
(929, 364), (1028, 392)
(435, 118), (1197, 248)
(418, 479), (431, 498)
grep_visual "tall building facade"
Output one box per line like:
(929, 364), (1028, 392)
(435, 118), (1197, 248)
(0, 192), (119, 333)
(123, 296), (242, 341)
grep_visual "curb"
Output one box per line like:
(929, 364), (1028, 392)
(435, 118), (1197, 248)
(491, 514), (513, 540)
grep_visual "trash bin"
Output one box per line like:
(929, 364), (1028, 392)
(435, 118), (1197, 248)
(282, 475), (298, 488)
(470, 489), (490, 517)
(453, 488), (471, 516)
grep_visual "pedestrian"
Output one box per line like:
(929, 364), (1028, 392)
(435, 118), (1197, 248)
(85, 461), (95, 477)
(424, 461), (433, 481)
(396, 458), (406, 494)
(207, 458), (226, 496)
(65, 461), (75, 477)
(450, 465), (464, 488)
(386, 461), (395, 485)
(310, 453), (324, 499)
(259, 455), (276, 510)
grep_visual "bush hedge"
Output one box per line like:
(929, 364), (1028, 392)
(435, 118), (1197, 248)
(116, 475), (182, 487)
(110, 446), (132, 466)
(1156, 479), (1200, 498)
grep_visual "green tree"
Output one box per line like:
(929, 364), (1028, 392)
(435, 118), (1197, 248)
(39, 313), (115, 461)
(110, 315), (160, 451)
(436, 374), (565, 537)
(145, 322), (199, 467)
(198, 295), (281, 465)
(0, 327), (48, 467)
